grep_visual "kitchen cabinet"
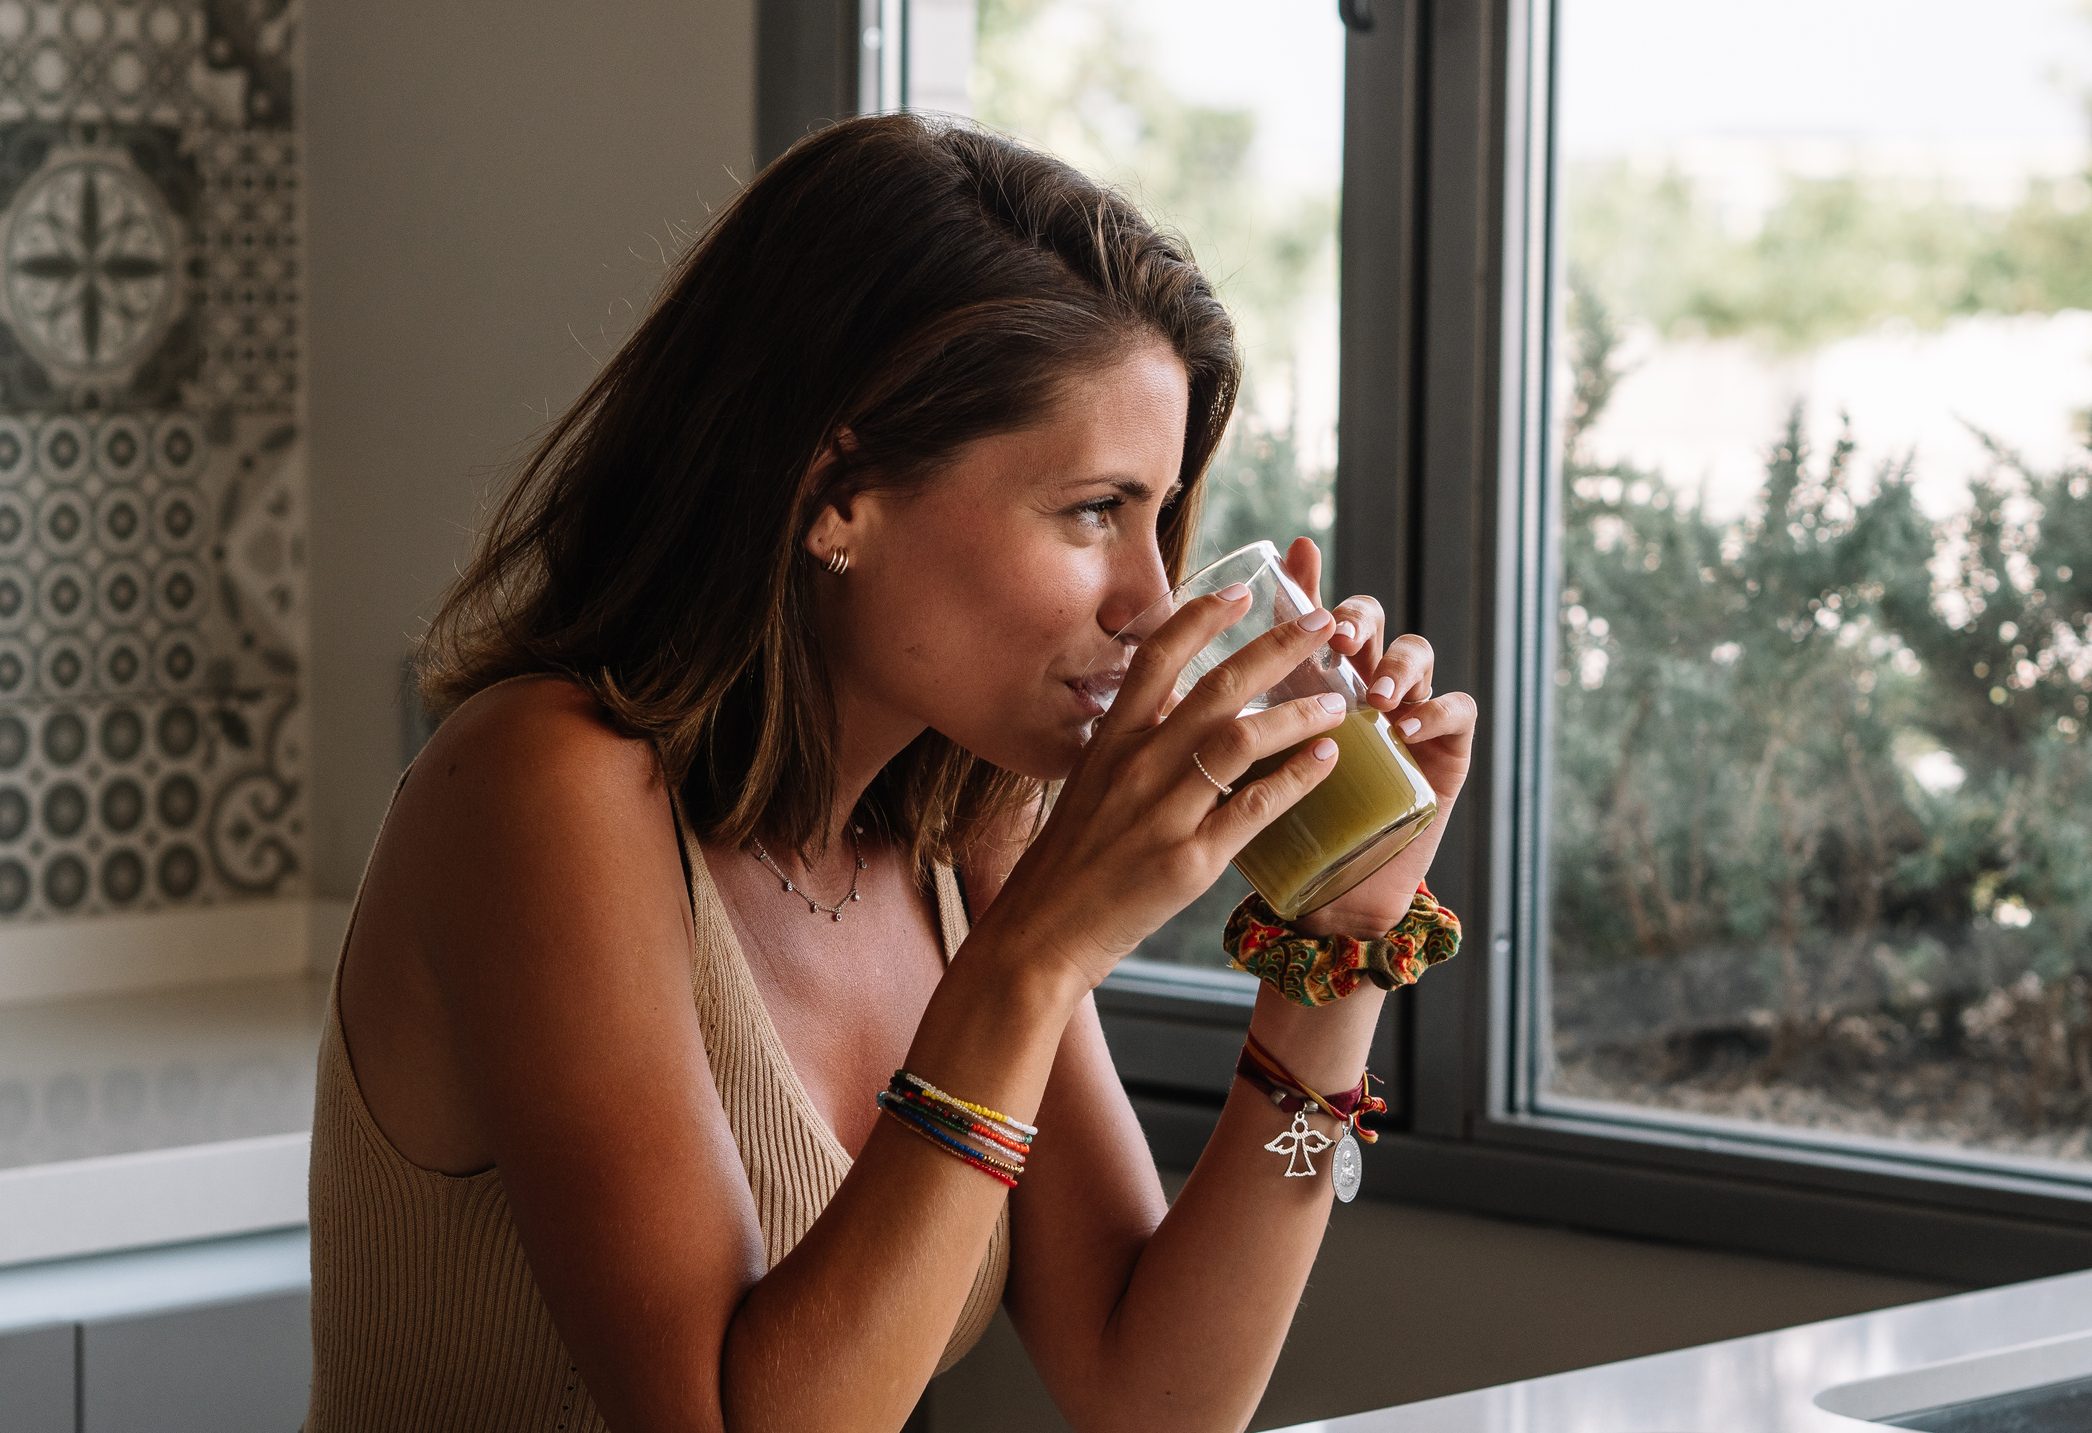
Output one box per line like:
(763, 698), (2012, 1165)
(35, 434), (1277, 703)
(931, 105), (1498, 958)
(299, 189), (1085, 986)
(79, 1290), (310, 1433)
(0, 1323), (73, 1433)
(0, 1229), (310, 1433)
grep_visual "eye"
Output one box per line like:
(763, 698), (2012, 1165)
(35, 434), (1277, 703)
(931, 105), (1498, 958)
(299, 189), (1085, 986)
(1072, 496), (1124, 527)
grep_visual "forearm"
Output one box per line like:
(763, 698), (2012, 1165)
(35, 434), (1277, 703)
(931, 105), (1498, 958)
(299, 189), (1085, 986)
(1085, 982), (1387, 1433)
(721, 912), (1087, 1433)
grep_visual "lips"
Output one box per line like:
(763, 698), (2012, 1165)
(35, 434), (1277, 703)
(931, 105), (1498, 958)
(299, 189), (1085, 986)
(1065, 668), (1126, 718)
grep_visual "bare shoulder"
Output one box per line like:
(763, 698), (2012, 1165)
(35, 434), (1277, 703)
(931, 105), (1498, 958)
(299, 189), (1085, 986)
(393, 668), (695, 1022)
(338, 673), (698, 1178)
(406, 674), (672, 835)
(394, 673), (690, 956)
(373, 674), (767, 1425)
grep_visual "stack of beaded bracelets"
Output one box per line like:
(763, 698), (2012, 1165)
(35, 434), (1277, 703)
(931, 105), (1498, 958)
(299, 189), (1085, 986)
(1222, 876), (1463, 1008)
(875, 1069), (1037, 1189)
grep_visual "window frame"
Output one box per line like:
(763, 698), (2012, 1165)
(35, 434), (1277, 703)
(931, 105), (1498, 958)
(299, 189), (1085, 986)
(760, 0), (2092, 1287)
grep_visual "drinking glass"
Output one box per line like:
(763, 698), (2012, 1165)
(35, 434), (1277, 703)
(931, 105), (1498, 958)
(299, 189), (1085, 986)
(1080, 539), (1437, 919)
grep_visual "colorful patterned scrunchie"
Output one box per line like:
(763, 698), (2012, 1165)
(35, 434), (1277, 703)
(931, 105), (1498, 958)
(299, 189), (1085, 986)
(1223, 877), (1462, 1007)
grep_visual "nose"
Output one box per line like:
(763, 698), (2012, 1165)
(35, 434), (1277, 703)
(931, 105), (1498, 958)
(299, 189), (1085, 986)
(1098, 542), (1174, 646)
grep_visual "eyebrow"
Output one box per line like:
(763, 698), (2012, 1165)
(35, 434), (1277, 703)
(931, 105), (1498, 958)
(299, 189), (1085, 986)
(1072, 476), (1185, 502)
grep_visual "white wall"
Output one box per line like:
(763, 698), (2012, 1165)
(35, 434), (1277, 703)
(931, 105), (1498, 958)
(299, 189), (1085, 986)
(303, 0), (757, 896)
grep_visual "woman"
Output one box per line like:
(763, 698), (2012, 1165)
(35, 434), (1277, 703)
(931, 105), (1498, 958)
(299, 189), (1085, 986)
(306, 111), (1476, 1431)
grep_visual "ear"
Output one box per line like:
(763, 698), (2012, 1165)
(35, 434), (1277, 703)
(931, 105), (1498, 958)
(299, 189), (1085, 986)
(801, 427), (867, 568)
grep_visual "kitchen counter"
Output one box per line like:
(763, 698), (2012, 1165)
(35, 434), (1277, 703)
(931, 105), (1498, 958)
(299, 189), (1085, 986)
(1269, 1263), (2092, 1431)
(0, 972), (327, 1266)
(0, 973), (326, 1173)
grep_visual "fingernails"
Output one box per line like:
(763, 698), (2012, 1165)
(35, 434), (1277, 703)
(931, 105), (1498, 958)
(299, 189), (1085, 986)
(1311, 737), (1338, 760)
(1298, 608), (1334, 632)
(1218, 582), (1251, 602)
(1370, 676), (1395, 700)
(1317, 693), (1346, 713)
(1398, 717), (1421, 736)
(1334, 620), (1357, 641)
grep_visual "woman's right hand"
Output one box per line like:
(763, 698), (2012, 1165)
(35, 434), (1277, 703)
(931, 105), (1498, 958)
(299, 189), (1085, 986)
(980, 585), (1352, 993)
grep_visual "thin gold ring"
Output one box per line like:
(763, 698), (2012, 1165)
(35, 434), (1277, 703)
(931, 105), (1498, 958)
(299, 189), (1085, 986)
(1191, 750), (1233, 797)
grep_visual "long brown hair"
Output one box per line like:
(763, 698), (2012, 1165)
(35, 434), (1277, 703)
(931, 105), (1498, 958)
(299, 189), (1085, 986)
(414, 111), (1241, 883)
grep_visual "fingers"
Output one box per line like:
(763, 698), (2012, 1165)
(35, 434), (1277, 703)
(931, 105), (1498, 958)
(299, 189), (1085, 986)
(1329, 593), (1385, 675)
(1100, 585), (1254, 734)
(1164, 600), (1340, 740)
(1198, 715), (1342, 848)
(1283, 536), (1322, 607)
(1388, 691), (1477, 753)
(1363, 633), (1434, 712)
(1191, 691), (1349, 792)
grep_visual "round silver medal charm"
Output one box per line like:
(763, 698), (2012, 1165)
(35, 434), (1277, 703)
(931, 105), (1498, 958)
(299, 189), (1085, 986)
(1330, 1126), (1362, 1203)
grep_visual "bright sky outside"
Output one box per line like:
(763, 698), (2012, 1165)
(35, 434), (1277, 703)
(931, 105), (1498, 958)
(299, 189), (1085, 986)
(1553, 1), (2092, 524)
(1558, 0), (2092, 158)
(1140, 0), (2092, 172)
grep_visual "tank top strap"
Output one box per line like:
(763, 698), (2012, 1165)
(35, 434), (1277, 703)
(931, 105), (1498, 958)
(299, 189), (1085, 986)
(657, 775), (727, 1004)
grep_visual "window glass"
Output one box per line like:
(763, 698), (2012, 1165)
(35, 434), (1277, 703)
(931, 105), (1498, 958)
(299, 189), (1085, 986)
(1538, 0), (2092, 1168)
(905, 0), (1346, 966)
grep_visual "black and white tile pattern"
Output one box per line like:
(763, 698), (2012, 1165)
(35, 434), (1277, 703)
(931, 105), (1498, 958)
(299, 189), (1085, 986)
(0, 1), (208, 129)
(0, 0), (304, 923)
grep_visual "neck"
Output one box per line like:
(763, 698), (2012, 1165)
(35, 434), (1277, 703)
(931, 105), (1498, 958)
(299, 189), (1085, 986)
(757, 680), (926, 873)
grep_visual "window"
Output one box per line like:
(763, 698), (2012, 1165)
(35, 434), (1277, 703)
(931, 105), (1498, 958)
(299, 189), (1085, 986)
(768, 0), (2092, 1276)
(1532, 0), (2092, 1172)
(1391, 0), (2092, 1282)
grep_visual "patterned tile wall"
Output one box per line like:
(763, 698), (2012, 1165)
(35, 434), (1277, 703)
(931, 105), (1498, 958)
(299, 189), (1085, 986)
(0, 0), (305, 923)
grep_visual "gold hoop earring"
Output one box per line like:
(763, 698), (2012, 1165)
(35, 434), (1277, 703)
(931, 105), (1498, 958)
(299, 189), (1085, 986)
(826, 547), (851, 576)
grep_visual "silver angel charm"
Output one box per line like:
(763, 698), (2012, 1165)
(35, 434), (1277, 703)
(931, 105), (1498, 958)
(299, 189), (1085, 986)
(1264, 1110), (1334, 1177)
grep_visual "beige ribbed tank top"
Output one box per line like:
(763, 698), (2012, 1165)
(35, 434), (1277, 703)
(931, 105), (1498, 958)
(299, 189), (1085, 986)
(305, 703), (1010, 1430)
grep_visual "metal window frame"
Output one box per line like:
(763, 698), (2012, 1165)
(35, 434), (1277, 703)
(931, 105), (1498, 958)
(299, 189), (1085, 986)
(756, 0), (894, 166)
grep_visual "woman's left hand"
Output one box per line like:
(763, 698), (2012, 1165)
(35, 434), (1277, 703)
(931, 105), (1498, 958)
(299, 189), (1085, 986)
(1278, 535), (1478, 935)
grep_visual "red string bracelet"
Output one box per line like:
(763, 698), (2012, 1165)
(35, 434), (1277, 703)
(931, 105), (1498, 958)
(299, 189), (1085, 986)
(1237, 1032), (1387, 1143)
(1233, 1031), (1387, 1202)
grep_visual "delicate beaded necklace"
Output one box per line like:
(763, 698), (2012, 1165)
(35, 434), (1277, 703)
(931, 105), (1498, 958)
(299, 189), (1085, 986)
(745, 822), (868, 921)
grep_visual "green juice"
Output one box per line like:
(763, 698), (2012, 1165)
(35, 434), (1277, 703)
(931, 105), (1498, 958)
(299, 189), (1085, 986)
(1233, 707), (1438, 920)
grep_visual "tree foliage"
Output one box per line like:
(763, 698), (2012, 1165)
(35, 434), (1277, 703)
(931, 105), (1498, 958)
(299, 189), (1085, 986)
(1551, 279), (2092, 1093)
(1568, 161), (2092, 351)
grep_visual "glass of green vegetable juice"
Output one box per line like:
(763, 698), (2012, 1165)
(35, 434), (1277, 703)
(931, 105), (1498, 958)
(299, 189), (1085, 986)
(1077, 540), (1437, 920)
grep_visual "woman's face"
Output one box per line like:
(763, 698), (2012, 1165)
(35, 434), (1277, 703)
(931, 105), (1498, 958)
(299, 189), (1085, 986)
(816, 339), (1192, 780)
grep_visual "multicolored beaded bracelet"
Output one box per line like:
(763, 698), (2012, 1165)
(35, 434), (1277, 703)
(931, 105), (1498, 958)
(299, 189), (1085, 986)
(893, 1070), (1039, 1140)
(876, 1096), (1021, 1188)
(1222, 877), (1462, 1007)
(874, 1067), (1035, 1189)
(888, 1087), (1032, 1160)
